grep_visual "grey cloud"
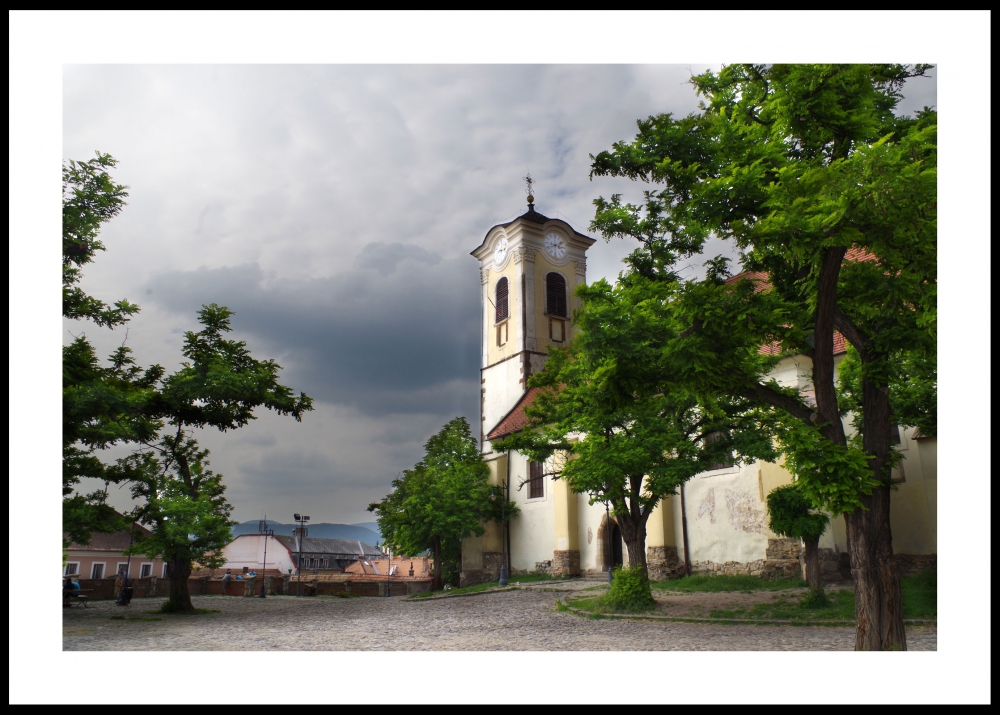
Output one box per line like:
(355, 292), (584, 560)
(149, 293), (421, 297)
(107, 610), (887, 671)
(144, 247), (481, 419)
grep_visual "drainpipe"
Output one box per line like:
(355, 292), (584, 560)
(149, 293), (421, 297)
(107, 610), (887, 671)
(679, 483), (691, 577)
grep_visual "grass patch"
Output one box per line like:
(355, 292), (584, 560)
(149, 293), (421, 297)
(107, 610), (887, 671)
(652, 574), (808, 593)
(901, 571), (936, 618)
(709, 589), (855, 622)
(110, 616), (163, 622)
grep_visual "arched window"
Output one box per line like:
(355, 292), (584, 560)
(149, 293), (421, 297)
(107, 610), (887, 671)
(546, 272), (567, 317)
(495, 277), (509, 322)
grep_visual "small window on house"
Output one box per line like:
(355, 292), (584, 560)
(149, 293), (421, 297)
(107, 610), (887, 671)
(495, 277), (509, 322)
(704, 432), (734, 471)
(529, 461), (545, 499)
(64, 562), (79, 576)
(91, 563), (104, 580)
(889, 425), (901, 446)
(162, 564), (170, 578)
(140, 563), (152, 578)
(546, 273), (567, 317)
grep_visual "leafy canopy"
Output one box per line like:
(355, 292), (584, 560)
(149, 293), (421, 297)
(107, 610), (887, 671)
(369, 417), (505, 560)
(767, 484), (830, 542)
(495, 270), (781, 520)
(588, 64), (937, 515)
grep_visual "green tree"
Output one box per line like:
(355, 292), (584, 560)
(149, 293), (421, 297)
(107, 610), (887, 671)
(368, 417), (507, 590)
(495, 272), (781, 596)
(119, 305), (313, 612)
(62, 153), (150, 546)
(766, 483), (829, 590)
(589, 63), (936, 650)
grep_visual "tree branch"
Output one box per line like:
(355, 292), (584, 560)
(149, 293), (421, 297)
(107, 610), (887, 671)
(743, 382), (814, 426)
(832, 308), (869, 359)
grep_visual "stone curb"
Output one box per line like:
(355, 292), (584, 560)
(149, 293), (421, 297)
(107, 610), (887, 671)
(557, 597), (936, 627)
(407, 580), (587, 601)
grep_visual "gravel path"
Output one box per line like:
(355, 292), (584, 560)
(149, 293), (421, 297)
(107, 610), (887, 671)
(62, 591), (937, 651)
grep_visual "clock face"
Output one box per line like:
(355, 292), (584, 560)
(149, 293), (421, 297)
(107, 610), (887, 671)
(545, 232), (566, 259)
(493, 236), (508, 264)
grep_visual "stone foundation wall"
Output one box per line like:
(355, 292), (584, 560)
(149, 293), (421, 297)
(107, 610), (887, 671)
(894, 553), (937, 576)
(534, 560), (553, 575)
(459, 570), (484, 588)
(646, 545), (686, 581)
(552, 550), (580, 576)
(482, 552), (502, 581)
(766, 537), (802, 561)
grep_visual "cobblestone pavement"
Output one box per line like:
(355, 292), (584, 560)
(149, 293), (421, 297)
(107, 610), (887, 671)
(62, 591), (937, 651)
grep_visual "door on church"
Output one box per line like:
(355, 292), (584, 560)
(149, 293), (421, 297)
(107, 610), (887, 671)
(607, 522), (624, 570)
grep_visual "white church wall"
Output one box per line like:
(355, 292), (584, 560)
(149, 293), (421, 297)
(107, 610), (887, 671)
(507, 452), (556, 572)
(482, 357), (528, 449)
(577, 499), (608, 573)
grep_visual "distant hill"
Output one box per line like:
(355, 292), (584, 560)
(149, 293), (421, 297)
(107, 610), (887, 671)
(231, 520), (380, 544)
(349, 522), (382, 537)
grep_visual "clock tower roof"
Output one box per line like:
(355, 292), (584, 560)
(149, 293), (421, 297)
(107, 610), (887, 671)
(470, 203), (596, 259)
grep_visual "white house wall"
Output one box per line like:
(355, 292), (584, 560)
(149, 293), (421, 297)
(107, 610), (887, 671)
(221, 535), (295, 574)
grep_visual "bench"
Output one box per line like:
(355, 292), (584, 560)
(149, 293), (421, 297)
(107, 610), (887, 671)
(63, 589), (91, 608)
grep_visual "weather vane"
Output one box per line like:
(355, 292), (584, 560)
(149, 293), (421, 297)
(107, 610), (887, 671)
(524, 172), (535, 206)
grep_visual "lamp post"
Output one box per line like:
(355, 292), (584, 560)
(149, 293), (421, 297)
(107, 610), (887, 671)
(293, 513), (310, 597)
(490, 480), (509, 587)
(258, 518), (274, 598)
(605, 500), (614, 585)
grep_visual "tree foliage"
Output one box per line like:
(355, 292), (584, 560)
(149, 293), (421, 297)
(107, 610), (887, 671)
(60, 153), (313, 609)
(494, 270), (781, 584)
(588, 63), (936, 650)
(118, 305), (313, 611)
(62, 153), (148, 545)
(767, 484), (829, 542)
(368, 417), (507, 589)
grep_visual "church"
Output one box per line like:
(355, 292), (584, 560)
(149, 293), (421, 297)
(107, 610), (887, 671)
(459, 193), (938, 587)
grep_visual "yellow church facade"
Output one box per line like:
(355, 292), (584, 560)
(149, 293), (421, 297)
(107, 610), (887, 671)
(460, 201), (937, 586)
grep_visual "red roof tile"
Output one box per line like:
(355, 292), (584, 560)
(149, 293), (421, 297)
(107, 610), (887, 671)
(487, 387), (542, 441)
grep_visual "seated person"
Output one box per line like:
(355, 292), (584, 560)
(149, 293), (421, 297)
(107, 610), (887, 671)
(63, 576), (81, 605)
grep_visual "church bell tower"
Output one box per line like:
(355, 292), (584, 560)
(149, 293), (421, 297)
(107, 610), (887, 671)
(469, 178), (597, 453)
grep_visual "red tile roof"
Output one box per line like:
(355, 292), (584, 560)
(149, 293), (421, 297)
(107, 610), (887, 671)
(64, 521), (153, 552)
(487, 387), (542, 441)
(726, 248), (875, 357)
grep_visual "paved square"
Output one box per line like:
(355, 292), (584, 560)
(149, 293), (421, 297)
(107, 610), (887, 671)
(62, 589), (937, 651)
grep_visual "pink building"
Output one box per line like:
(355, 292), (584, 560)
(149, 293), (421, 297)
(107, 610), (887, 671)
(63, 523), (166, 581)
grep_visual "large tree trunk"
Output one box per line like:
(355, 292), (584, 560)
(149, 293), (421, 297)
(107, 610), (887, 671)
(432, 536), (443, 591)
(849, 366), (906, 650)
(803, 537), (821, 590)
(166, 557), (194, 613)
(616, 513), (649, 578)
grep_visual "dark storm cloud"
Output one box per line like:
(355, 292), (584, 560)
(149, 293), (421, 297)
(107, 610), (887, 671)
(145, 244), (481, 418)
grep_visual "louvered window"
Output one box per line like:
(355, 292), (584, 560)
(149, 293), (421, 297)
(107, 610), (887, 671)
(546, 273), (567, 317)
(495, 277), (509, 322)
(529, 461), (545, 499)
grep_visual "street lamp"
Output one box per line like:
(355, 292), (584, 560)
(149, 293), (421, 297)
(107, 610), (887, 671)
(293, 513), (310, 597)
(258, 518), (274, 598)
(605, 500), (614, 585)
(490, 480), (509, 587)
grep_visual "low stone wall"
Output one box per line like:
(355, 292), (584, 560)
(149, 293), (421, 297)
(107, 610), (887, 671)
(77, 574), (428, 599)
(647, 546), (685, 581)
(894, 553), (937, 576)
(552, 550), (580, 576)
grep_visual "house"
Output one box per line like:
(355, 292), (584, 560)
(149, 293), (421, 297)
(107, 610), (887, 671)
(459, 197), (937, 586)
(63, 519), (166, 581)
(343, 556), (432, 579)
(220, 530), (382, 575)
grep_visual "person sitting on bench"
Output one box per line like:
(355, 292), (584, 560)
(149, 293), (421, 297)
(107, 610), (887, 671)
(64, 576), (82, 606)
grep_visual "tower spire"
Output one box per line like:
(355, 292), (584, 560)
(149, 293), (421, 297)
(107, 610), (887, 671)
(524, 172), (535, 210)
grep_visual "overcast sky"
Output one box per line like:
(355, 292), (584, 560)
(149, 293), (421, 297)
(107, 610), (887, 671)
(63, 64), (938, 526)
